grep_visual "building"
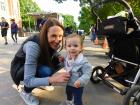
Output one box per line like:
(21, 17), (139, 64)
(28, 12), (63, 31)
(0, 0), (21, 28)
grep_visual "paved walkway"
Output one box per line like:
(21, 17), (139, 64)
(0, 34), (109, 53)
(0, 34), (122, 105)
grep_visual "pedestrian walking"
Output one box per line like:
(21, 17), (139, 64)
(10, 19), (18, 43)
(1, 17), (9, 45)
(11, 18), (70, 105)
(90, 25), (97, 43)
(60, 33), (92, 105)
(36, 16), (43, 31)
(64, 25), (73, 37)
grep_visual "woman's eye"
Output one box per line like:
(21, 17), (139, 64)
(68, 45), (71, 47)
(59, 35), (62, 38)
(51, 34), (56, 38)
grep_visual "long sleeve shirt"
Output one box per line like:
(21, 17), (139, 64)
(64, 53), (92, 87)
(23, 41), (50, 87)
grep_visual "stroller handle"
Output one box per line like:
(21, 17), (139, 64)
(94, 0), (135, 20)
(93, 0), (140, 30)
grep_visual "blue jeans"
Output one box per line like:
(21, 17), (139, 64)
(37, 65), (53, 77)
(66, 85), (84, 105)
(24, 65), (53, 93)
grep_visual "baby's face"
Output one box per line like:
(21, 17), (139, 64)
(66, 37), (82, 59)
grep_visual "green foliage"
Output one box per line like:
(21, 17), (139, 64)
(19, 0), (41, 30)
(62, 15), (77, 31)
(55, 0), (140, 33)
(78, 6), (95, 33)
(128, 0), (140, 20)
(94, 2), (124, 20)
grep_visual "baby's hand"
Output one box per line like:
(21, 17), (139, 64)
(74, 80), (81, 88)
(58, 55), (64, 62)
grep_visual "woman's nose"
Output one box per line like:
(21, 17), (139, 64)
(55, 37), (61, 43)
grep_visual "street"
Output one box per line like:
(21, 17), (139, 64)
(0, 35), (124, 105)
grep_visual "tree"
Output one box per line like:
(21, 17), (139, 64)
(54, 0), (140, 32)
(54, 0), (140, 19)
(127, 0), (140, 20)
(78, 6), (95, 33)
(62, 14), (77, 31)
(19, 0), (41, 31)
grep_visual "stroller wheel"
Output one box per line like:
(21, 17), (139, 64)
(123, 85), (140, 105)
(90, 66), (105, 83)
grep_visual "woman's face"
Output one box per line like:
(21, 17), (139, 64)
(48, 26), (64, 50)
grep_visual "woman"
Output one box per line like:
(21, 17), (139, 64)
(19, 18), (70, 105)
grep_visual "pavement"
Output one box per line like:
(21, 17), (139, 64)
(83, 36), (109, 53)
(0, 33), (123, 105)
(0, 33), (109, 53)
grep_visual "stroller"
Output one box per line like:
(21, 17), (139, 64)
(90, 0), (140, 105)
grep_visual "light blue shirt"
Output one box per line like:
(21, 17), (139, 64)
(65, 53), (92, 87)
(23, 41), (50, 87)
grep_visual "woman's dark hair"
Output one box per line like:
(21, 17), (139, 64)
(39, 18), (64, 68)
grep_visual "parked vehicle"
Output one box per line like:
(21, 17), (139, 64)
(77, 29), (85, 40)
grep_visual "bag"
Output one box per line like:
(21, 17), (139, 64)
(10, 56), (25, 85)
(10, 41), (27, 86)
(97, 16), (127, 37)
(10, 34), (39, 86)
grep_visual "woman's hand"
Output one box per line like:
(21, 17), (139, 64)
(49, 72), (70, 84)
(74, 80), (81, 88)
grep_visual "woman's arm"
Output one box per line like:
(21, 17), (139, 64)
(23, 41), (70, 87)
(23, 41), (51, 87)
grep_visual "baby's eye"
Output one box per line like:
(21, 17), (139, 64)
(73, 44), (78, 47)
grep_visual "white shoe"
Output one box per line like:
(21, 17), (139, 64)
(39, 86), (54, 91)
(60, 100), (74, 105)
(20, 90), (39, 105)
(45, 86), (54, 91)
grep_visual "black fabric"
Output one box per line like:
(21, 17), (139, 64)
(97, 16), (127, 37)
(107, 35), (140, 64)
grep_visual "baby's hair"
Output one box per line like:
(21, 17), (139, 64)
(65, 33), (84, 46)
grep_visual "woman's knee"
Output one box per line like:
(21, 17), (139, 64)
(37, 65), (53, 77)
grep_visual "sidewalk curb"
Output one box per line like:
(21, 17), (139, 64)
(84, 47), (109, 52)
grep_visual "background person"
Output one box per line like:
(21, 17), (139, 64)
(36, 16), (43, 31)
(90, 25), (97, 43)
(60, 34), (92, 105)
(15, 18), (70, 105)
(1, 17), (9, 45)
(10, 19), (18, 43)
(64, 25), (73, 37)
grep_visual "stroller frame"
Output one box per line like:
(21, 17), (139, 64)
(99, 55), (140, 94)
(90, 0), (140, 105)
